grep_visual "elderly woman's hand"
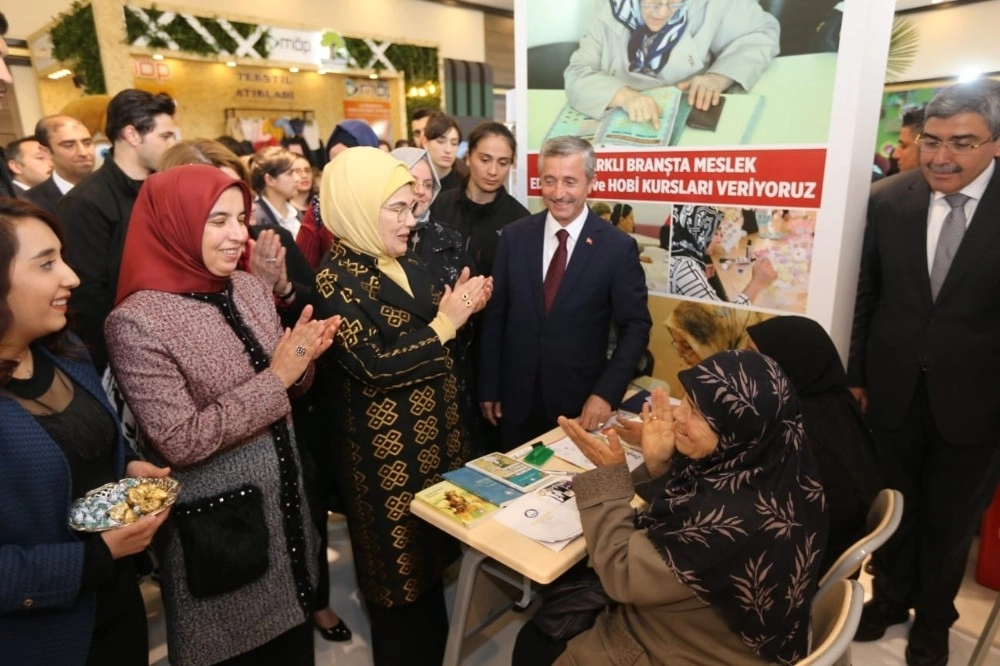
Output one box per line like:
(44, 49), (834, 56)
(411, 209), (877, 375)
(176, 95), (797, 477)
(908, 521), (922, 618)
(641, 387), (676, 478)
(610, 86), (662, 129)
(247, 229), (290, 296)
(611, 416), (643, 447)
(677, 73), (733, 111)
(559, 415), (627, 468)
(270, 304), (340, 388)
(439, 267), (489, 329)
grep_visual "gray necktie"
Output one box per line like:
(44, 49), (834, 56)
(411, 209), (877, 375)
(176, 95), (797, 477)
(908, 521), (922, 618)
(929, 192), (971, 300)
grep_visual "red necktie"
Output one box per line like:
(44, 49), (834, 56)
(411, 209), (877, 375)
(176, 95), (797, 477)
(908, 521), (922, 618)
(543, 229), (569, 313)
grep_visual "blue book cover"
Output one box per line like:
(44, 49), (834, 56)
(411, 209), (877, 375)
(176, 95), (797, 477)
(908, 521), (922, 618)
(444, 466), (525, 507)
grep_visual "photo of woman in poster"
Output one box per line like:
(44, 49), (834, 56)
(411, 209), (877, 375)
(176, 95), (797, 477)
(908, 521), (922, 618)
(564, 0), (779, 122)
(668, 204), (776, 305)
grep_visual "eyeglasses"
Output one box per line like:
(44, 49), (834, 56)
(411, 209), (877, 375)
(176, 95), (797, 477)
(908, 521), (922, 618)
(412, 179), (435, 194)
(915, 134), (998, 154)
(382, 201), (420, 224)
(288, 168), (311, 177)
(640, 1), (687, 11)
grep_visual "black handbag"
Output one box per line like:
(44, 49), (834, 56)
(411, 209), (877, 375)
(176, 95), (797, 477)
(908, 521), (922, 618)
(174, 484), (270, 598)
(531, 563), (615, 641)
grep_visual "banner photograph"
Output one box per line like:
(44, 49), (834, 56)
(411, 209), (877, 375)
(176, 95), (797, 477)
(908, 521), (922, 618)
(521, 0), (848, 383)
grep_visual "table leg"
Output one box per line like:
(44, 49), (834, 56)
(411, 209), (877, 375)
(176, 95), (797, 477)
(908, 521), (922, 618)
(444, 547), (489, 666)
(969, 591), (1000, 666)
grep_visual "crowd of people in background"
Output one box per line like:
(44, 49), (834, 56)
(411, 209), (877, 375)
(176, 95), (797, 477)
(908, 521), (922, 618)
(2, 7), (999, 665)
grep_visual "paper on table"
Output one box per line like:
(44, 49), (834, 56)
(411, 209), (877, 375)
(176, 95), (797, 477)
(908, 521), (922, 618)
(547, 429), (645, 472)
(493, 478), (582, 550)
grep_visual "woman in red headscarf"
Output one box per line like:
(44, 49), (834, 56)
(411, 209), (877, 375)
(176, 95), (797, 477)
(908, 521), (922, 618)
(104, 165), (339, 666)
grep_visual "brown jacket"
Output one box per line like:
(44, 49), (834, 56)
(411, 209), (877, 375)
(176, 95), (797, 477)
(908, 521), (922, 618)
(556, 464), (773, 666)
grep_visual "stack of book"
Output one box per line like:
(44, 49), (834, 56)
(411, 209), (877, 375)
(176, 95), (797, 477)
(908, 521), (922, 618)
(415, 452), (552, 528)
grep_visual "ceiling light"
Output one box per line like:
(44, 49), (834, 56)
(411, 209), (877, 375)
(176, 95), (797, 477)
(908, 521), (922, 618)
(289, 67), (299, 73)
(152, 53), (164, 61)
(226, 61), (236, 68)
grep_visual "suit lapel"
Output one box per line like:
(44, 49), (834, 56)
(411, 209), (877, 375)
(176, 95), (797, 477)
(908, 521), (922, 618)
(900, 175), (934, 307)
(526, 215), (546, 319)
(548, 213), (604, 316)
(935, 161), (1000, 302)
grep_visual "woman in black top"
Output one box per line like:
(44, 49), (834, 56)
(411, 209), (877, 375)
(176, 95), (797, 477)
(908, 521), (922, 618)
(0, 198), (169, 665)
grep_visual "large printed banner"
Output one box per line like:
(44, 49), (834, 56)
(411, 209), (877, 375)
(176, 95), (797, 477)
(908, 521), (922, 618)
(518, 0), (870, 394)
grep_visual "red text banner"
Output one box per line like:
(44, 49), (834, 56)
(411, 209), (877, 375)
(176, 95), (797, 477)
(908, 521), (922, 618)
(527, 148), (826, 209)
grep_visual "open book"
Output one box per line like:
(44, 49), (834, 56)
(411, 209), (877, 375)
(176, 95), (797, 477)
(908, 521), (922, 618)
(545, 86), (683, 148)
(414, 481), (499, 528)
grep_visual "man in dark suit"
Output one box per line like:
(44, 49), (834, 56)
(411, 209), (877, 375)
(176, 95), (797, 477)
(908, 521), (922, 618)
(848, 79), (1000, 666)
(24, 115), (95, 213)
(479, 136), (651, 447)
(0, 12), (18, 200)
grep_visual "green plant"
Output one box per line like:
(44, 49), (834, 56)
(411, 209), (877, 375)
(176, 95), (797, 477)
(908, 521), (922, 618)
(886, 17), (919, 83)
(124, 7), (270, 59)
(51, 1), (106, 93)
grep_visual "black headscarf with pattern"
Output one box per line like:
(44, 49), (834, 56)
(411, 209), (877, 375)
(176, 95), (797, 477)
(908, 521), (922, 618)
(636, 350), (828, 664)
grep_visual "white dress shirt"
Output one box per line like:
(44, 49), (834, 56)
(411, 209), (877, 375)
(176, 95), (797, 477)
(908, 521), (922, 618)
(53, 171), (76, 195)
(925, 160), (993, 272)
(542, 207), (589, 279)
(260, 196), (301, 239)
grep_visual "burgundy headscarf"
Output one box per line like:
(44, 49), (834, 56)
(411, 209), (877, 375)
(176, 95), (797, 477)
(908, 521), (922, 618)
(115, 165), (253, 305)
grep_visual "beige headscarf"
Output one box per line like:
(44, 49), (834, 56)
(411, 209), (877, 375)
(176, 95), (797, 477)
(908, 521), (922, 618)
(321, 146), (415, 295)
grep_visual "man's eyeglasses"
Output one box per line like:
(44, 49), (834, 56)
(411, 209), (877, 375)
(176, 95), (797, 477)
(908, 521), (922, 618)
(640, 1), (687, 11)
(915, 134), (998, 154)
(383, 201), (420, 224)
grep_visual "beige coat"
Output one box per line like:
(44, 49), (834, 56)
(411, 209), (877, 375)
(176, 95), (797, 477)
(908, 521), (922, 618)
(556, 464), (773, 666)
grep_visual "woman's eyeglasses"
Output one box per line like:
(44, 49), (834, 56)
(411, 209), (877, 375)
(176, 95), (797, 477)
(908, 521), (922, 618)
(640, 1), (687, 11)
(383, 201), (420, 224)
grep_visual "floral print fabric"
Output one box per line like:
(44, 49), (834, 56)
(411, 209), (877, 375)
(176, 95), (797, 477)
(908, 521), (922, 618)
(637, 350), (828, 664)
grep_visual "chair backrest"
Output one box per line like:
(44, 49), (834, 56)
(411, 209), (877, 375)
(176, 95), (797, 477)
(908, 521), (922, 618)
(816, 488), (903, 598)
(797, 579), (864, 666)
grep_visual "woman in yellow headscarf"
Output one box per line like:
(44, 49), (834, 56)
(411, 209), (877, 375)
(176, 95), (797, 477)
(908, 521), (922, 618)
(313, 147), (491, 665)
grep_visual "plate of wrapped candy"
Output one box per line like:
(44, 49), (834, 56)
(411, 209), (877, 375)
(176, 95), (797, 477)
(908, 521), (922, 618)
(69, 477), (180, 532)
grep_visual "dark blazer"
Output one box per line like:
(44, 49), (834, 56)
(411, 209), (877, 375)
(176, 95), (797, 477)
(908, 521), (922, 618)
(0, 345), (130, 665)
(847, 161), (1000, 445)
(23, 177), (63, 214)
(479, 210), (651, 424)
(59, 159), (144, 374)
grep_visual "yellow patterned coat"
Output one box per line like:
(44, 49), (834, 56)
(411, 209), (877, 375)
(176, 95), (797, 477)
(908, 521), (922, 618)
(313, 240), (469, 608)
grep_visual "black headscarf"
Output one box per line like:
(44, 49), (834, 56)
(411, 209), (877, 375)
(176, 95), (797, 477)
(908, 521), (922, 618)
(747, 316), (883, 572)
(637, 350), (828, 665)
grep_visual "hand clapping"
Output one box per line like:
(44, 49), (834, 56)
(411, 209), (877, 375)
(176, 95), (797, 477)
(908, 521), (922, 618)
(270, 304), (340, 387)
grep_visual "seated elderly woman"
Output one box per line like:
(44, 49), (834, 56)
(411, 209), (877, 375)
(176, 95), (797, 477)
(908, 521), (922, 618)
(564, 0), (780, 120)
(747, 315), (882, 574)
(517, 350), (828, 665)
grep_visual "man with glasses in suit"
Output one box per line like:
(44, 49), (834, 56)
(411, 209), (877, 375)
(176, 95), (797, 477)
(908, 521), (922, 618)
(848, 78), (1000, 666)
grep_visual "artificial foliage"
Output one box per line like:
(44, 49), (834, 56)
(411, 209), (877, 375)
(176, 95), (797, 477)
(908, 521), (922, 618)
(124, 6), (269, 58)
(50, 2), (106, 94)
(344, 37), (442, 117)
(885, 17), (920, 83)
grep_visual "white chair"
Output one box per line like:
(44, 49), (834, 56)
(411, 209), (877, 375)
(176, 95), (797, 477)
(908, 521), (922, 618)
(816, 488), (904, 601)
(968, 590), (1000, 666)
(797, 579), (864, 666)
